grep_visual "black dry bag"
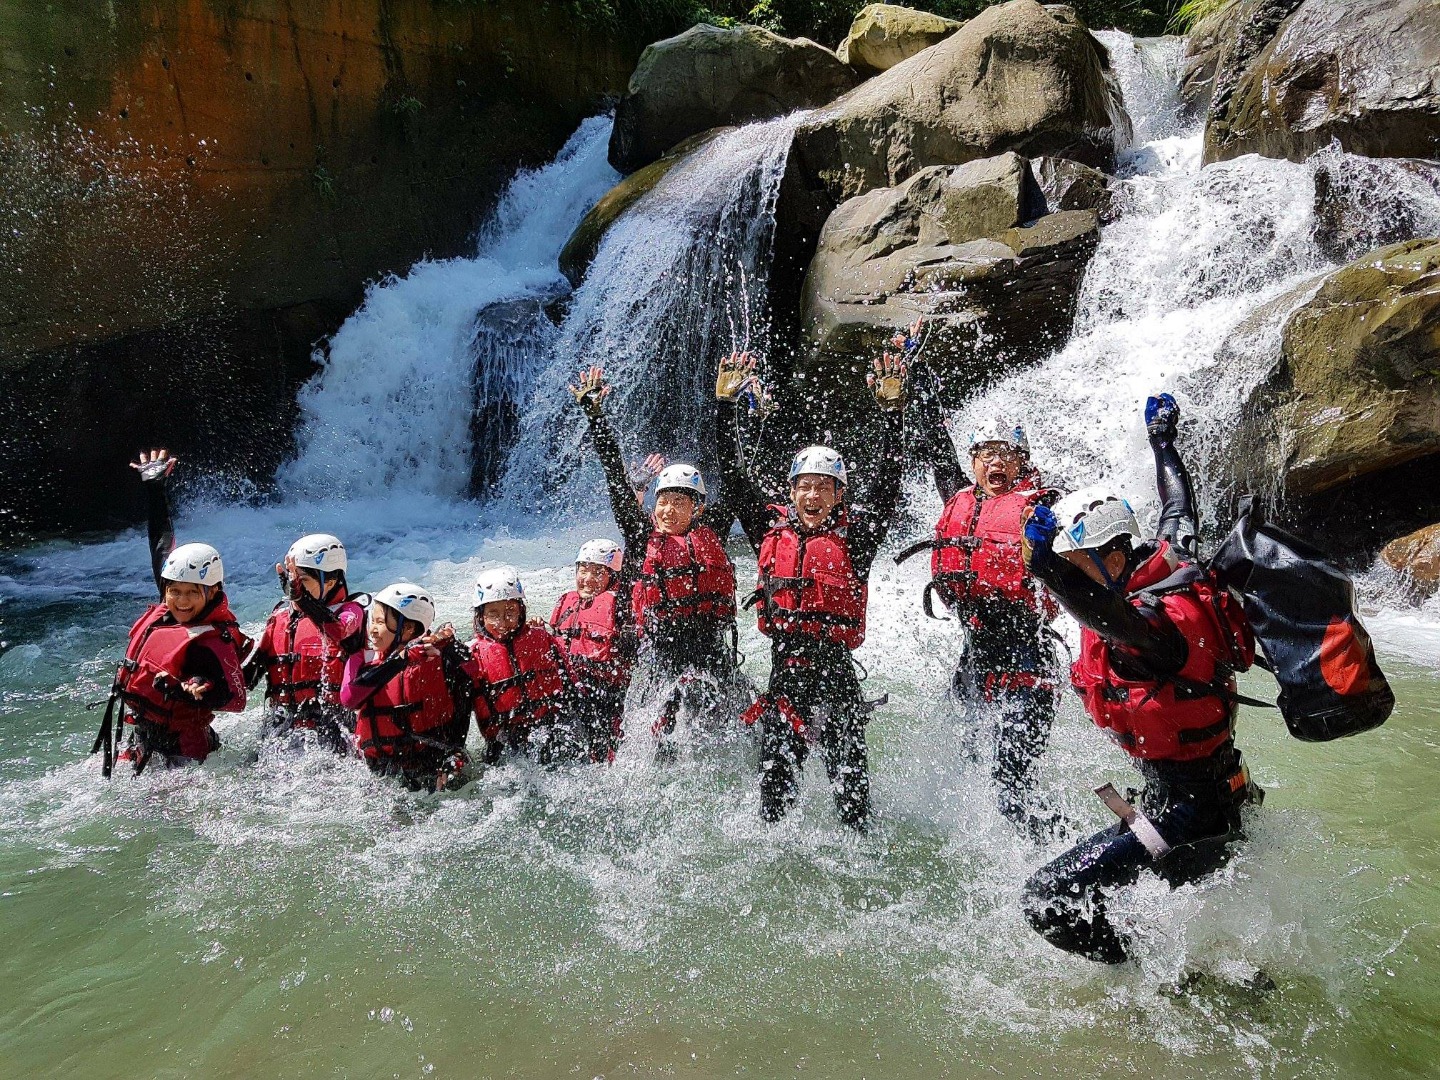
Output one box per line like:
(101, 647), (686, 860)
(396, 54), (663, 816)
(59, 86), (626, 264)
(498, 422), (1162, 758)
(1210, 496), (1394, 742)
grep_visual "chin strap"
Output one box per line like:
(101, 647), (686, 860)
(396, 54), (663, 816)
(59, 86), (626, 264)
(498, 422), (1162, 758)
(1087, 550), (1120, 590)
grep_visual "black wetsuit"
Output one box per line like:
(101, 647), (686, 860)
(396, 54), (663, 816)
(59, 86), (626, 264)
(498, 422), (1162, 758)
(581, 400), (741, 744)
(1021, 425), (1259, 964)
(717, 400), (903, 829)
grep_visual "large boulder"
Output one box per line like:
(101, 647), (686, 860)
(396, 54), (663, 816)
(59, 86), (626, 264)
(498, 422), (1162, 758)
(608, 24), (858, 174)
(1381, 523), (1440, 595)
(560, 129), (729, 287)
(836, 4), (964, 75)
(1206, 0), (1440, 163)
(1237, 238), (1440, 500)
(801, 153), (1099, 395)
(788, 0), (1120, 212)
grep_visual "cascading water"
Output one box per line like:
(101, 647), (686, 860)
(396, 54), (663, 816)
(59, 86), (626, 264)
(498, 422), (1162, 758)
(501, 114), (803, 512)
(5, 34), (1440, 1079)
(279, 116), (618, 501)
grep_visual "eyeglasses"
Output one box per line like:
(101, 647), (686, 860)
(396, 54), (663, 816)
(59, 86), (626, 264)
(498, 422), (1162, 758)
(971, 445), (1019, 462)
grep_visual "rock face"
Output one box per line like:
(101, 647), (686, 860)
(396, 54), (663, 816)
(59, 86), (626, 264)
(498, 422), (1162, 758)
(801, 153), (1099, 395)
(788, 0), (1119, 212)
(836, 4), (964, 75)
(1035, 157), (1114, 218)
(0, 0), (641, 537)
(1238, 238), (1440, 499)
(1178, 0), (1241, 117)
(1206, 0), (1440, 163)
(560, 129), (729, 287)
(608, 24), (858, 174)
(1381, 523), (1440, 594)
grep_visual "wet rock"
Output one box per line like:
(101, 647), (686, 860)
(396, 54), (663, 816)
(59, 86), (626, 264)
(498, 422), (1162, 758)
(786, 0), (1121, 211)
(1312, 153), (1440, 264)
(835, 4), (964, 75)
(608, 24), (858, 174)
(1381, 523), (1440, 594)
(1206, 0), (1440, 163)
(1199, 0), (1306, 148)
(560, 129), (730, 287)
(1035, 157), (1114, 219)
(1236, 238), (1440, 500)
(801, 153), (1098, 396)
(1178, 0), (1241, 118)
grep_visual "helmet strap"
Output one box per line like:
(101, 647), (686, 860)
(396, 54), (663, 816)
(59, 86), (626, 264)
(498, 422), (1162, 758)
(1088, 550), (1120, 591)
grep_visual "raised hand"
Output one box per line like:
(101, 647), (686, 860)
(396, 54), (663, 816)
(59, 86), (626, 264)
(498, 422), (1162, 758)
(716, 351), (759, 403)
(867, 352), (908, 412)
(131, 448), (177, 483)
(568, 366), (611, 416)
(632, 452), (667, 485)
(1145, 392), (1179, 441)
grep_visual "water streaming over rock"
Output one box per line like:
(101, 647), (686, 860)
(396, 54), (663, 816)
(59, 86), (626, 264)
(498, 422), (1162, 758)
(4, 35), (1440, 1079)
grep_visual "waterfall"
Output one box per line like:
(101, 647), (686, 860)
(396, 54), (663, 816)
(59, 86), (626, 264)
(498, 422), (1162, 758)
(946, 44), (1440, 542)
(499, 114), (804, 513)
(277, 116), (618, 501)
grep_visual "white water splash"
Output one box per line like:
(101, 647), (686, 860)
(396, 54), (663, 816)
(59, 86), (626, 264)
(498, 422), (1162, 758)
(279, 117), (618, 500)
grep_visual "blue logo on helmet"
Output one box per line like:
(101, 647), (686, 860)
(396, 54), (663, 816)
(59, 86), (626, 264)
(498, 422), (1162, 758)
(198, 563), (210, 580)
(1068, 522), (1086, 544)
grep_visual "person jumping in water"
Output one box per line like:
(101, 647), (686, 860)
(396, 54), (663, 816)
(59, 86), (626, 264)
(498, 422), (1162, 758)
(569, 365), (742, 759)
(550, 539), (634, 762)
(92, 449), (249, 776)
(1020, 394), (1261, 963)
(716, 350), (908, 830)
(246, 533), (366, 753)
(898, 413), (1063, 839)
(341, 584), (473, 791)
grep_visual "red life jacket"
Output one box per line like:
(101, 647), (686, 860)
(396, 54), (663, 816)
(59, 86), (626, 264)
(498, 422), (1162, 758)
(1071, 544), (1256, 762)
(354, 647), (460, 767)
(752, 508), (867, 650)
(257, 598), (365, 710)
(932, 485), (1056, 617)
(550, 590), (629, 687)
(113, 599), (249, 761)
(632, 524), (736, 634)
(469, 624), (570, 737)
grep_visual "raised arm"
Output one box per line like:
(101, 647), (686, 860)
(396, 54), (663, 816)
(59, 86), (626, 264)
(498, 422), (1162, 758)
(1146, 394), (1199, 560)
(713, 352), (773, 552)
(1022, 507), (1187, 674)
(570, 366), (650, 553)
(847, 352), (909, 577)
(131, 449), (177, 596)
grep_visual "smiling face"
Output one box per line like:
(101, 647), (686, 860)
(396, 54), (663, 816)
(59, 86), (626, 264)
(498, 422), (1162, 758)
(971, 442), (1024, 497)
(368, 604), (400, 653)
(790, 474), (841, 531)
(653, 490), (698, 536)
(481, 599), (524, 639)
(163, 581), (214, 624)
(575, 563), (613, 600)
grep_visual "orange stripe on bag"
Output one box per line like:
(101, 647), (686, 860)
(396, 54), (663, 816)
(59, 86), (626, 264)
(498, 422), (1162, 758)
(1320, 618), (1371, 697)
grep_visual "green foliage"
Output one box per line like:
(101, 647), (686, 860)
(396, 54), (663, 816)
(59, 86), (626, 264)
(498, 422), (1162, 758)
(1170, 0), (1230, 30)
(575, 0), (1191, 44)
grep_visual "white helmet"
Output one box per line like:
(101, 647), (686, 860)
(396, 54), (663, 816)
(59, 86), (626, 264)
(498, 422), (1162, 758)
(655, 463), (706, 500)
(372, 583), (436, 633)
(968, 419), (1030, 456)
(160, 543), (224, 586)
(474, 564), (525, 607)
(286, 533), (347, 575)
(576, 538), (623, 572)
(789, 444), (847, 486)
(1050, 486), (1140, 554)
